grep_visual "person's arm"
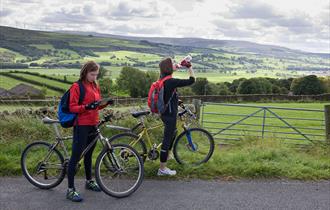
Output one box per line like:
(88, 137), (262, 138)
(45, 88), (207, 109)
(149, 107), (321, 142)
(169, 66), (195, 88)
(69, 83), (86, 113)
(97, 85), (107, 110)
(188, 66), (195, 78)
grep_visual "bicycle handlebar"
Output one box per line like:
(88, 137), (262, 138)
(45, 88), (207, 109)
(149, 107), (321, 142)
(97, 113), (114, 127)
(178, 102), (196, 119)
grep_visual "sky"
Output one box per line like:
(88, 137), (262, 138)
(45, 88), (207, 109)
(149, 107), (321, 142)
(1, 0), (329, 53)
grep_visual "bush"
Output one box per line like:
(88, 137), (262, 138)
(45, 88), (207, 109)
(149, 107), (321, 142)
(237, 78), (272, 94)
(290, 75), (326, 95)
(117, 67), (158, 97)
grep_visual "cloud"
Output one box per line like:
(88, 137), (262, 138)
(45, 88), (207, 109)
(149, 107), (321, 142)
(102, 0), (174, 20)
(228, 1), (279, 19)
(109, 1), (159, 19)
(0, 8), (13, 17)
(0, 0), (329, 53)
(40, 2), (100, 24)
(110, 24), (165, 36)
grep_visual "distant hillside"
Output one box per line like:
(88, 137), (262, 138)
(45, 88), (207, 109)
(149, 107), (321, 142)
(55, 30), (330, 59)
(0, 26), (329, 74)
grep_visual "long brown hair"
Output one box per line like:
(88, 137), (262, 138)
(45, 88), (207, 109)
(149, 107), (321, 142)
(79, 61), (100, 82)
(159, 57), (173, 78)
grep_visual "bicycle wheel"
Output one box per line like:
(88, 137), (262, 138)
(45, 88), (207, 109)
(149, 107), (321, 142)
(173, 128), (214, 165)
(109, 133), (147, 162)
(21, 141), (65, 189)
(95, 143), (144, 198)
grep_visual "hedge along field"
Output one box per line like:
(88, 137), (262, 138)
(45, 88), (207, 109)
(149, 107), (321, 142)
(0, 74), (63, 96)
(0, 103), (329, 180)
(10, 73), (71, 90)
(201, 103), (328, 145)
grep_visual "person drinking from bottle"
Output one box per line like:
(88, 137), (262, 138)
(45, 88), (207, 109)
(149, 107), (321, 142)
(157, 57), (195, 176)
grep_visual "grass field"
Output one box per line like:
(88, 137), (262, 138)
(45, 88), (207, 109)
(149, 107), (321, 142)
(0, 74), (62, 96)
(0, 47), (27, 62)
(11, 73), (71, 89)
(0, 110), (329, 180)
(0, 67), (307, 84)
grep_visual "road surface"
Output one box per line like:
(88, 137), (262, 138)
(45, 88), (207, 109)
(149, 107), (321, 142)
(0, 177), (329, 210)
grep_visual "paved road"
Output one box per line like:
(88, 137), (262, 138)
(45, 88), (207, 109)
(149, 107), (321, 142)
(0, 177), (329, 210)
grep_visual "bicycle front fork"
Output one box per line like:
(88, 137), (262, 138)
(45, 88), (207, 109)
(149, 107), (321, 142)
(183, 126), (197, 151)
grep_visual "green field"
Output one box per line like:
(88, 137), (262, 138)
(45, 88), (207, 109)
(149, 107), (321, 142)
(61, 50), (162, 65)
(0, 67), (306, 85)
(0, 74), (62, 96)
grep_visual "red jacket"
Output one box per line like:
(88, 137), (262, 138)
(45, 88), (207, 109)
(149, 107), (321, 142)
(69, 81), (106, 126)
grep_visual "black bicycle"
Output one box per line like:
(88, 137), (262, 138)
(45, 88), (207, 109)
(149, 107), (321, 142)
(21, 114), (144, 198)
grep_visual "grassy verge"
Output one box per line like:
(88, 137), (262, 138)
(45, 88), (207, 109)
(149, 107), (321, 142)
(0, 115), (329, 180)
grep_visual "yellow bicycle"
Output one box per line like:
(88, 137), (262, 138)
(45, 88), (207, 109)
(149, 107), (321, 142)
(106, 101), (214, 165)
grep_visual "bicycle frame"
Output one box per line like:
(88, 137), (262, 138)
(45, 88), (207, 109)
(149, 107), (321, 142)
(42, 121), (116, 169)
(107, 104), (199, 153)
(131, 122), (164, 150)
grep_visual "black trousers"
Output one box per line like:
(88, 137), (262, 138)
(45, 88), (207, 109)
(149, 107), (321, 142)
(68, 125), (97, 189)
(160, 115), (177, 163)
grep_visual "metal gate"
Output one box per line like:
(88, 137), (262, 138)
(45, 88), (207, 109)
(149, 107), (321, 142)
(201, 103), (326, 145)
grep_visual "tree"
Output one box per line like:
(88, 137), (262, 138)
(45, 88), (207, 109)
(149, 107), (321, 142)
(319, 76), (330, 93)
(97, 66), (108, 79)
(237, 78), (272, 94)
(229, 78), (246, 93)
(98, 78), (113, 97)
(205, 83), (218, 95)
(217, 83), (232, 95)
(290, 75), (326, 95)
(279, 87), (289, 94)
(191, 78), (208, 95)
(117, 67), (158, 97)
(177, 87), (195, 96)
(271, 85), (281, 94)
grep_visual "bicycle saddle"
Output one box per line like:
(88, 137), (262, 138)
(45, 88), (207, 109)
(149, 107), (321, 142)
(42, 117), (60, 124)
(131, 111), (150, 118)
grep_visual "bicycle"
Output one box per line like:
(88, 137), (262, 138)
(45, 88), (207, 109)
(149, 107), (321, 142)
(107, 101), (214, 166)
(20, 114), (144, 198)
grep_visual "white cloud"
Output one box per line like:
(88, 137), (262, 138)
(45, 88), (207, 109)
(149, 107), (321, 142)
(0, 0), (329, 53)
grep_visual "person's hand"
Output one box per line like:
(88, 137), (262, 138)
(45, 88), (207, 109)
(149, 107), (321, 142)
(185, 62), (192, 68)
(85, 101), (100, 110)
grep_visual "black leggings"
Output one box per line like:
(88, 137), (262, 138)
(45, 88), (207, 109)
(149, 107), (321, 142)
(68, 125), (97, 189)
(160, 115), (177, 163)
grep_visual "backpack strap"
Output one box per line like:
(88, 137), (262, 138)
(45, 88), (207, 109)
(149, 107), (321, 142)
(72, 81), (86, 126)
(160, 75), (176, 113)
(159, 75), (172, 85)
(76, 80), (85, 105)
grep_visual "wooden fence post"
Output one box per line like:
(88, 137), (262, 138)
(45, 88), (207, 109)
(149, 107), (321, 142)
(325, 105), (330, 144)
(192, 99), (202, 119)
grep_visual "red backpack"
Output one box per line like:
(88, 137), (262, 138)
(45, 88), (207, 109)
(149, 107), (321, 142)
(148, 75), (173, 113)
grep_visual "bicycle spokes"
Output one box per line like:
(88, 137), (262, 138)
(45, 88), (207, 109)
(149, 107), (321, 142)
(97, 146), (142, 195)
(21, 142), (65, 188)
(174, 128), (214, 165)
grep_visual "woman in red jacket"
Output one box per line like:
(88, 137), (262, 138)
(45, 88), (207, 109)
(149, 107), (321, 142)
(66, 61), (111, 202)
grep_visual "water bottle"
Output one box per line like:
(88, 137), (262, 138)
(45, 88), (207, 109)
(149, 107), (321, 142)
(173, 55), (192, 70)
(180, 55), (192, 67)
